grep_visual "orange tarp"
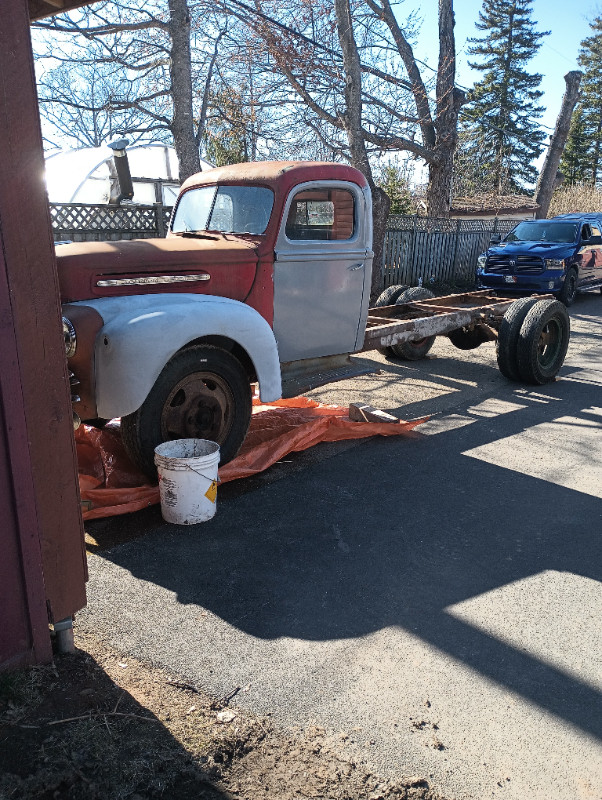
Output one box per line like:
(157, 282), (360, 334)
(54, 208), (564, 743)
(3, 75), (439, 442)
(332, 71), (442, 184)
(76, 397), (424, 521)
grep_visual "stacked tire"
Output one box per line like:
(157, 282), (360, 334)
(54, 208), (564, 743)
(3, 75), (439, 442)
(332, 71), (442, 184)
(374, 285), (437, 361)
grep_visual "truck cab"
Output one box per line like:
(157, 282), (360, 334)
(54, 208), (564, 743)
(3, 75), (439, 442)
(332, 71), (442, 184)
(476, 213), (602, 306)
(58, 161), (373, 474)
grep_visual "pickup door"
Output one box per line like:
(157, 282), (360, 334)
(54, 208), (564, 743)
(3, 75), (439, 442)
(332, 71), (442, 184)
(273, 180), (371, 362)
(576, 222), (602, 286)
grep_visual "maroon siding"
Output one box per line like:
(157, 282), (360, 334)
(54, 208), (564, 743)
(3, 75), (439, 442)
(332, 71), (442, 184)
(0, 0), (87, 667)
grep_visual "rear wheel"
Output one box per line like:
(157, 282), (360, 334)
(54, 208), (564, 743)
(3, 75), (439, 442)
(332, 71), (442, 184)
(389, 287), (436, 360)
(516, 299), (570, 384)
(121, 345), (252, 479)
(496, 296), (541, 381)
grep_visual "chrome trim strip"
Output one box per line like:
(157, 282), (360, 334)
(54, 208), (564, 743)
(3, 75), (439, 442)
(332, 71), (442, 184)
(96, 274), (211, 287)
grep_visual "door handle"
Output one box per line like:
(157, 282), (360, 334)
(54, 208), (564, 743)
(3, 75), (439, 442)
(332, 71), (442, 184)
(348, 262), (364, 270)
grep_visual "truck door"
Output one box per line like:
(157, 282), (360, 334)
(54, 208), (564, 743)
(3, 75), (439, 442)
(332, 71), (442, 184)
(587, 222), (602, 284)
(273, 181), (372, 362)
(576, 223), (597, 285)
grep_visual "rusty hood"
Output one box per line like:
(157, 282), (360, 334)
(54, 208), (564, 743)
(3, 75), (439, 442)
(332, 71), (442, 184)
(56, 235), (260, 303)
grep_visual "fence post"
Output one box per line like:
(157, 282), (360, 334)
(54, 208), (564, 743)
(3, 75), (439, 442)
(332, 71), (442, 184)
(155, 202), (166, 237)
(451, 218), (462, 278)
(408, 215), (417, 284)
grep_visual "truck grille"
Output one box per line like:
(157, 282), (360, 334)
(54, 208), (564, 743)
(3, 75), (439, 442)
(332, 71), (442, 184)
(486, 254), (545, 274)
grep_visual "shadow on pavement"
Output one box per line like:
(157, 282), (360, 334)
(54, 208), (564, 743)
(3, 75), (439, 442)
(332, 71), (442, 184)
(91, 325), (602, 744)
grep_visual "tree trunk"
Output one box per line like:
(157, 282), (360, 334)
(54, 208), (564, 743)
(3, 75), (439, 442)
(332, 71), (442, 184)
(334, 0), (389, 300)
(425, 0), (464, 217)
(535, 71), (582, 219)
(167, 0), (200, 182)
(371, 186), (391, 299)
(427, 156), (455, 218)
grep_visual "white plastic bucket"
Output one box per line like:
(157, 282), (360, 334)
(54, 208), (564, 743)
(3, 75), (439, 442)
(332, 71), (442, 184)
(154, 438), (220, 525)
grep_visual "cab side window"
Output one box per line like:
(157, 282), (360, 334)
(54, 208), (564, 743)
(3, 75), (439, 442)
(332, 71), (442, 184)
(285, 188), (355, 241)
(591, 225), (601, 238)
(582, 224), (591, 241)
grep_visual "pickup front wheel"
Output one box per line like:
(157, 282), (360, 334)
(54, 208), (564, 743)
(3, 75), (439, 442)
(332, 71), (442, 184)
(121, 345), (252, 478)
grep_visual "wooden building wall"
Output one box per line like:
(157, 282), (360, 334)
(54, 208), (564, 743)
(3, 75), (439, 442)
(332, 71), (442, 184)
(0, 0), (87, 668)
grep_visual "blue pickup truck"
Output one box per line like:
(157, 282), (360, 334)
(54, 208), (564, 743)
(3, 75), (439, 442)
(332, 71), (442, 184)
(476, 213), (602, 306)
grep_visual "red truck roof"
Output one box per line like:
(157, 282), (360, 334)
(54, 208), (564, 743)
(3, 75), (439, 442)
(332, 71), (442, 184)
(180, 161), (369, 195)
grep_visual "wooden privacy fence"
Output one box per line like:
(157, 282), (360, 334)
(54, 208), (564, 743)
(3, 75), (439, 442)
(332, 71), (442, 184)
(384, 215), (521, 288)
(50, 202), (173, 242)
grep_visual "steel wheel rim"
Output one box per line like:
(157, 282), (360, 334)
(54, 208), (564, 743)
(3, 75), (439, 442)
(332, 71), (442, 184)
(537, 319), (562, 369)
(160, 371), (234, 443)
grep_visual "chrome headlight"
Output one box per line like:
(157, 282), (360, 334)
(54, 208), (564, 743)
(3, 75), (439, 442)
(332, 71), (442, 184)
(62, 316), (77, 358)
(545, 258), (565, 270)
(477, 255), (486, 270)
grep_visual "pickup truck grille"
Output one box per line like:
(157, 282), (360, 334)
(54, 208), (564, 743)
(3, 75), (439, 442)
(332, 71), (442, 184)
(486, 254), (545, 274)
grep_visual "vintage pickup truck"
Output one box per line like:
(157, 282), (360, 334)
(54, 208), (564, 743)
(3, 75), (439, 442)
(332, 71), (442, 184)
(58, 161), (571, 476)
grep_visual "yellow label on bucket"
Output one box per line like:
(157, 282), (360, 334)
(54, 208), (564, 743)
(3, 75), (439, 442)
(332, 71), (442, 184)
(205, 480), (218, 503)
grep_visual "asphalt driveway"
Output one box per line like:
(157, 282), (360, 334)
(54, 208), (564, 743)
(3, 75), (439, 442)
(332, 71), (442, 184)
(80, 292), (602, 800)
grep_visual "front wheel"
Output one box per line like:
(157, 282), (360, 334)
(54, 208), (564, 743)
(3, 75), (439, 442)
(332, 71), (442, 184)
(121, 345), (252, 478)
(558, 267), (578, 306)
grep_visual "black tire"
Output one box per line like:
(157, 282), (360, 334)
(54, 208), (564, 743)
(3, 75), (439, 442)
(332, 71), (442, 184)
(121, 345), (252, 478)
(516, 299), (570, 385)
(496, 296), (541, 381)
(374, 285), (409, 354)
(389, 287), (436, 360)
(86, 418), (110, 429)
(395, 286), (435, 305)
(447, 326), (487, 350)
(558, 267), (578, 307)
(373, 284), (408, 307)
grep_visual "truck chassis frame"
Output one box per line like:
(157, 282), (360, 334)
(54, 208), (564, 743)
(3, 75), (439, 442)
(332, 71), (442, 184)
(362, 290), (519, 352)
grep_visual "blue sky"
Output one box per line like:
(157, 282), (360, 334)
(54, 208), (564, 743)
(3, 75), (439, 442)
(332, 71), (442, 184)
(414, 0), (599, 134)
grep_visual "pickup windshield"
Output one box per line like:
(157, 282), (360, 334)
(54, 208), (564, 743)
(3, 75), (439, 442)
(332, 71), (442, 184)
(172, 185), (274, 235)
(505, 221), (578, 244)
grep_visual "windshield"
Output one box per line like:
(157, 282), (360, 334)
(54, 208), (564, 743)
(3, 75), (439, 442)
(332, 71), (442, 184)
(171, 185), (274, 235)
(505, 221), (578, 244)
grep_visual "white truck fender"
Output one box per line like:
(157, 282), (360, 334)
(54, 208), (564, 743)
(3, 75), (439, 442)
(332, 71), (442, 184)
(64, 294), (282, 419)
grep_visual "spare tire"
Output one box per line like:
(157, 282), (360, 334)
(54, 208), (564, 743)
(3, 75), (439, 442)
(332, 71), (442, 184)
(395, 286), (436, 306)
(374, 284), (408, 307)
(389, 287), (436, 360)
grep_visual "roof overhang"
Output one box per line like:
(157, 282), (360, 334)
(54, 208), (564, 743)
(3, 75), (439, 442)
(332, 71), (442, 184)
(29, 0), (98, 21)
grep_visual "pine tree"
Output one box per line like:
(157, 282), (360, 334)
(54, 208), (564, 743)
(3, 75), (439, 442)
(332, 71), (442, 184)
(560, 105), (593, 185)
(563, 16), (602, 185)
(461, 0), (548, 193)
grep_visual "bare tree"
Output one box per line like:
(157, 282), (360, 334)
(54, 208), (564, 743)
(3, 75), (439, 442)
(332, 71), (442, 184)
(33, 0), (230, 180)
(228, 0), (463, 292)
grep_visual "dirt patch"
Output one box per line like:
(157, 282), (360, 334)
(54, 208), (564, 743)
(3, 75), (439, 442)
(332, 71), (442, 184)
(0, 630), (450, 800)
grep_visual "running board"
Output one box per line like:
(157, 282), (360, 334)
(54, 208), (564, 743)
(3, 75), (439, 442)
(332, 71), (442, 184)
(280, 354), (373, 399)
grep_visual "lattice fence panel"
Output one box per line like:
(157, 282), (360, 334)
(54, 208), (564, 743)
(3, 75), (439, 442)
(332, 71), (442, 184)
(50, 203), (173, 242)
